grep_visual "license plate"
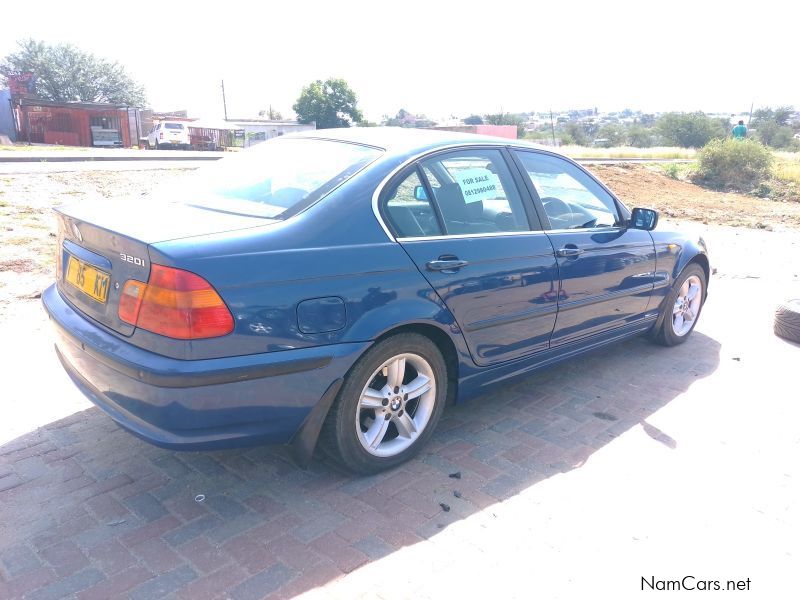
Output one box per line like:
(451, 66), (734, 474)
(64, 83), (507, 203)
(65, 255), (110, 303)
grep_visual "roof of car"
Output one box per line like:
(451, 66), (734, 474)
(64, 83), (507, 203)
(286, 126), (550, 156)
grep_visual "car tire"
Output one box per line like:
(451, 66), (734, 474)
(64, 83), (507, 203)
(774, 299), (800, 343)
(321, 333), (447, 474)
(652, 263), (706, 347)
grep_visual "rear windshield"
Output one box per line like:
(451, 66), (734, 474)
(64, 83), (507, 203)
(164, 123), (184, 130)
(176, 138), (383, 219)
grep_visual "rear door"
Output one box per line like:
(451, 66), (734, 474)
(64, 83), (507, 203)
(511, 150), (656, 346)
(382, 147), (560, 366)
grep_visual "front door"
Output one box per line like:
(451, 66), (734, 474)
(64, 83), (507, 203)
(381, 147), (559, 366)
(512, 150), (656, 346)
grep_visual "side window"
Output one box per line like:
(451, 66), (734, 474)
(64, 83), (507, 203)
(383, 169), (443, 238)
(515, 151), (620, 229)
(420, 149), (533, 235)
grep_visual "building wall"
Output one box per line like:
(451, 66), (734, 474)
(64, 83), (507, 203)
(229, 122), (316, 147)
(0, 90), (15, 141)
(430, 124), (517, 139)
(16, 104), (132, 147)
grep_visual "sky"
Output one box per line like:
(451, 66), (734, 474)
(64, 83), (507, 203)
(2, 0), (798, 122)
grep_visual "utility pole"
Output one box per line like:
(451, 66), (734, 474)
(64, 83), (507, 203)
(221, 80), (228, 121)
(550, 109), (556, 146)
(747, 101), (754, 125)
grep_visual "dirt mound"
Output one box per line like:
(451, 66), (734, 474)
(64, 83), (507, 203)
(587, 164), (800, 230)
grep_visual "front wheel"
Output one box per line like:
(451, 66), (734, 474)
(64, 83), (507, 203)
(321, 333), (447, 474)
(652, 263), (706, 346)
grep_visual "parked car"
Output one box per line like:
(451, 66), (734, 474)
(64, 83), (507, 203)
(42, 128), (710, 474)
(146, 121), (190, 149)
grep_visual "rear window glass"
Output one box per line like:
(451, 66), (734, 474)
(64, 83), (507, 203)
(172, 138), (382, 219)
(164, 123), (184, 130)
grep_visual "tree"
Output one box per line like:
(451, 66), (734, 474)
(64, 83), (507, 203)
(464, 114), (484, 125)
(596, 123), (626, 146)
(293, 78), (362, 129)
(0, 39), (146, 106)
(752, 105), (794, 127)
(258, 106), (283, 120)
(656, 112), (725, 148)
(484, 112), (525, 138)
(756, 121), (796, 149)
(627, 125), (656, 148)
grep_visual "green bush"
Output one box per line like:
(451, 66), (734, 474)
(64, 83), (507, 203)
(657, 112), (727, 148)
(664, 163), (680, 179)
(692, 139), (773, 191)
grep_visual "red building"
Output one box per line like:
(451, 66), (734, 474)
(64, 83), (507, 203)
(12, 98), (139, 147)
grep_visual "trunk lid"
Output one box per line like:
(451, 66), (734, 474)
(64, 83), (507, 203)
(54, 198), (275, 336)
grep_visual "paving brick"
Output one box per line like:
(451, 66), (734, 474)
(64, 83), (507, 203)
(175, 536), (232, 575)
(176, 565), (249, 600)
(84, 539), (136, 575)
(150, 455), (192, 479)
(76, 566), (153, 600)
(245, 512), (302, 543)
(266, 534), (322, 570)
(352, 535), (393, 560)
(163, 514), (222, 547)
(291, 510), (346, 543)
(26, 567), (105, 600)
(0, 473), (25, 492)
(309, 533), (369, 574)
(222, 534), (277, 575)
(243, 493), (287, 517)
(120, 515), (181, 548)
(163, 494), (209, 522)
(124, 492), (168, 522)
(128, 565), (197, 600)
(39, 539), (90, 577)
(130, 538), (183, 575)
(84, 493), (130, 521)
(230, 563), (294, 600)
(270, 559), (343, 600)
(206, 511), (266, 545)
(0, 543), (41, 578)
(0, 566), (57, 599)
(203, 493), (248, 519)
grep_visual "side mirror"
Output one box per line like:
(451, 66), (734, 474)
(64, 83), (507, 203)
(629, 207), (659, 231)
(414, 185), (428, 201)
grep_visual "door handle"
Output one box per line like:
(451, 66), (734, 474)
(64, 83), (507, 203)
(426, 258), (469, 271)
(556, 247), (584, 258)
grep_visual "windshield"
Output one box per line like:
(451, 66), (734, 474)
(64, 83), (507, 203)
(173, 138), (382, 219)
(164, 123), (185, 130)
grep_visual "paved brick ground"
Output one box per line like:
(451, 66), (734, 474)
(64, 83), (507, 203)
(1, 223), (798, 599)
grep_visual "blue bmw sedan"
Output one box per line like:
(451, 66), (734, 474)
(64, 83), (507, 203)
(43, 128), (709, 473)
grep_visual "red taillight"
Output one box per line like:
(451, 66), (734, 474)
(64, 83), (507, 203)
(159, 132), (163, 139)
(118, 265), (233, 339)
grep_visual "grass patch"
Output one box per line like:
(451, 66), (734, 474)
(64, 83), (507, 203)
(774, 157), (800, 185)
(558, 146), (697, 159)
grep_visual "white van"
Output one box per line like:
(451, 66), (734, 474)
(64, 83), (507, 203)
(147, 121), (190, 149)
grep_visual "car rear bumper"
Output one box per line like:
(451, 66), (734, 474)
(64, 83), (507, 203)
(42, 284), (368, 450)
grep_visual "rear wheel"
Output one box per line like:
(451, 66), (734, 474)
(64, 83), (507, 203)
(652, 263), (706, 346)
(322, 333), (447, 474)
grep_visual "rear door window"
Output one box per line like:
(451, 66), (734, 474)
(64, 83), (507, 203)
(164, 123), (184, 130)
(419, 149), (533, 235)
